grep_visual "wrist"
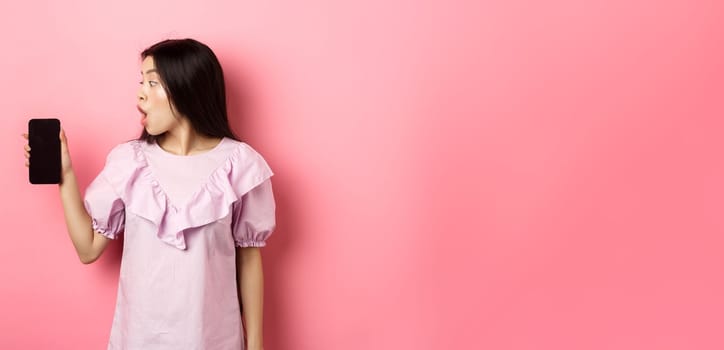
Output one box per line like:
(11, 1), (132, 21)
(63, 166), (74, 177)
(60, 167), (75, 185)
(246, 342), (263, 350)
(246, 336), (263, 349)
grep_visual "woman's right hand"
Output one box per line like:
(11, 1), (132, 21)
(58, 129), (73, 178)
(25, 128), (109, 264)
(22, 134), (30, 168)
(22, 128), (74, 182)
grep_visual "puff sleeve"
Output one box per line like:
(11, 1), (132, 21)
(231, 178), (276, 248)
(83, 147), (127, 239)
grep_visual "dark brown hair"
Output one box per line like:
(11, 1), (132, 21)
(138, 38), (238, 143)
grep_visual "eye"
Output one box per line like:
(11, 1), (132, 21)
(149, 81), (158, 87)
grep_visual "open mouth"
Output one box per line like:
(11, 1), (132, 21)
(137, 106), (148, 125)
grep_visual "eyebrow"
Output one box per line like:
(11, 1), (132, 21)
(141, 69), (158, 75)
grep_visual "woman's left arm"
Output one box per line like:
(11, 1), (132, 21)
(237, 246), (264, 350)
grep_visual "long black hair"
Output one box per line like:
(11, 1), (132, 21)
(138, 38), (239, 143)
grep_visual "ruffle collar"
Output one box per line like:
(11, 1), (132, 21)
(104, 139), (273, 250)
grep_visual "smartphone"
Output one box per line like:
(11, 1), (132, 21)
(28, 118), (61, 184)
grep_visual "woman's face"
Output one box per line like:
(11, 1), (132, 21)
(137, 56), (179, 135)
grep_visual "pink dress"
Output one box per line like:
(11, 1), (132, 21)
(83, 137), (276, 350)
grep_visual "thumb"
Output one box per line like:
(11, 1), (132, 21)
(60, 128), (67, 144)
(60, 128), (70, 151)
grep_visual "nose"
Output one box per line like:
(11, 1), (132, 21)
(137, 86), (146, 102)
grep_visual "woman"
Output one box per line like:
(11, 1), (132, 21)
(23, 38), (274, 350)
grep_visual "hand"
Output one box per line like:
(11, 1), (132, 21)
(59, 128), (73, 178)
(22, 128), (74, 182)
(22, 133), (30, 168)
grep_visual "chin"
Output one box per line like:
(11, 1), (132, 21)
(144, 127), (164, 136)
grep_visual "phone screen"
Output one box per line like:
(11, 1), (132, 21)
(28, 118), (61, 184)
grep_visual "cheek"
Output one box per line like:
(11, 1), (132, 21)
(151, 88), (168, 104)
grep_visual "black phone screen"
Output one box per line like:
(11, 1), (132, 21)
(28, 118), (61, 184)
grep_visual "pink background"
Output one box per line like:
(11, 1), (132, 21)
(2, 0), (723, 349)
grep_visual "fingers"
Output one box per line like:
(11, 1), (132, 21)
(24, 143), (30, 165)
(22, 134), (31, 167)
(22, 133), (30, 167)
(60, 128), (67, 144)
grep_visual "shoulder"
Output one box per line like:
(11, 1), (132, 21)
(225, 138), (259, 153)
(103, 140), (144, 166)
(225, 139), (271, 165)
(222, 139), (274, 188)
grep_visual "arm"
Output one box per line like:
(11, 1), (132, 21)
(59, 168), (111, 264)
(237, 246), (264, 350)
(24, 130), (110, 264)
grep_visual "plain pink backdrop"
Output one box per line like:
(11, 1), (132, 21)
(1, 0), (723, 349)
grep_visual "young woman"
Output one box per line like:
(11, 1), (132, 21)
(23, 38), (275, 350)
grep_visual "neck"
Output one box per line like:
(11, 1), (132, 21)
(158, 121), (222, 156)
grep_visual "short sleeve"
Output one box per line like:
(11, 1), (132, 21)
(231, 178), (276, 247)
(83, 152), (126, 240)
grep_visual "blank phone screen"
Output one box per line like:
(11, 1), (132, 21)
(28, 118), (61, 184)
